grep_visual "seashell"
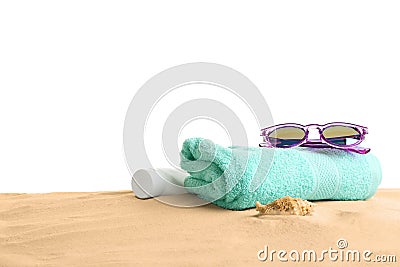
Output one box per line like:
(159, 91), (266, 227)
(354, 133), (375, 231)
(255, 196), (315, 216)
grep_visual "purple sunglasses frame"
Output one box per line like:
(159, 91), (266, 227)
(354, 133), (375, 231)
(259, 122), (370, 154)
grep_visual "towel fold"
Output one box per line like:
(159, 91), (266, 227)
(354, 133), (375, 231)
(180, 138), (382, 210)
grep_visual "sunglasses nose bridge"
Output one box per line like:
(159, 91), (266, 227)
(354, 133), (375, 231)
(306, 126), (322, 141)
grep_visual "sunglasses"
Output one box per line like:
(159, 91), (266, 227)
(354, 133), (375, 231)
(260, 122), (370, 154)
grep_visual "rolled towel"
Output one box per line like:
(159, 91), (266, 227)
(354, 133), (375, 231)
(180, 138), (382, 210)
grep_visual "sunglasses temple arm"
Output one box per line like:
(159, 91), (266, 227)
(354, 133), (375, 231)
(259, 142), (274, 148)
(346, 146), (371, 154)
(301, 143), (371, 154)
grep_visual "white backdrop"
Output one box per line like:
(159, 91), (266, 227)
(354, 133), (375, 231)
(1, 1), (399, 192)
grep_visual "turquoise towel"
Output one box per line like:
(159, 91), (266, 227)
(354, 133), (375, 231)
(180, 138), (382, 210)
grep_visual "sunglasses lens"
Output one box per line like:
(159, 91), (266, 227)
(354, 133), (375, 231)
(268, 126), (305, 148)
(322, 126), (361, 147)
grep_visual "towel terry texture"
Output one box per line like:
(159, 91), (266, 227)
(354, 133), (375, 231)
(180, 138), (382, 210)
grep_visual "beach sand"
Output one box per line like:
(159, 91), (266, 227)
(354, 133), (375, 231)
(0, 189), (399, 266)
